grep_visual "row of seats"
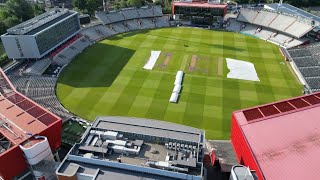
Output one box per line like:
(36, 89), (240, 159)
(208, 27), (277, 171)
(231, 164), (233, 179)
(53, 36), (92, 66)
(96, 6), (163, 25)
(286, 43), (320, 92)
(24, 58), (51, 75)
(225, 18), (307, 48)
(81, 17), (170, 42)
(8, 75), (72, 121)
(237, 9), (314, 38)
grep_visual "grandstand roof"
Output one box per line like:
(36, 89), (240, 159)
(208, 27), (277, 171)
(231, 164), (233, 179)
(0, 68), (61, 148)
(173, 2), (227, 9)
(6, 9), (77, 35)
(233, 92), (320, 180)
(265, 3), (320, 28)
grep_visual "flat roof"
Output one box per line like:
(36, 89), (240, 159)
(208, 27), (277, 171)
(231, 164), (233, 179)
(173, 2), (227, 8)
(58, 160), (179, 180)
(94, 116), (204, 143)
(265, 3), (320, 24)
(233, 92), (320, 180)
(6, 9), (77, 35)
(0, 68), (61, 147)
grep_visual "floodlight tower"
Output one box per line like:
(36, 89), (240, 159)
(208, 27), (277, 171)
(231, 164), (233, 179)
(277, 0), (284, 11)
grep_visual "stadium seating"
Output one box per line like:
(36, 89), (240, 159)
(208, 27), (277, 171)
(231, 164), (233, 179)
(256, 29), (273, 40)
(305, 77), (320, 91)
(137, 7), (154, 18)
(112, 22), (129, 33)
(269, 14), (296, 32)
(141, 18), (156, 29)
(96, 6), (162, 25)
(252, 11), (278, 27)
(153, 6), (163, 17)
(287, 49), (312, 57)
(80, 27), (102, 41)
(227, 17), (307, 48)
(240, 24), (257, 36)
(105, 11), (125, 23)
(24, 59), (51, 75)
(121, 8), (139, 20)
(285, 21), (314, 38)
(95, 11), (111, 25)
(286, 43), (320, 92)
(291, 57), (318, 67)
(237, 9), (258, 22)
(299, 67), (320, 77)
(156, 16), (170, 28)
(225, 19), (242, 32)
(8, 75), (72, 121)
(126, 20), (141, 31)
(53, 36), (91, 66)
(237, 9), (314, 38)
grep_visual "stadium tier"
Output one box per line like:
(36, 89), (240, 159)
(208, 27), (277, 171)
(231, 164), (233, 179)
(81, 13), (170, 42)
(236, 9), (314, 39)
(225, 18), (309, 48)
(1, 9), (81, 59)
(8, 75), (72, 121)
(284, 43), (320, 92)
(0, 69), (62, 180)
(53, 36), (92, 66)
(24, 58), (51, 76)
(96, 6), (162, 25)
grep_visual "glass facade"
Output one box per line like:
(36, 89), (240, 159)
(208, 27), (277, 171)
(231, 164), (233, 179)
(36, 15), (80, 54)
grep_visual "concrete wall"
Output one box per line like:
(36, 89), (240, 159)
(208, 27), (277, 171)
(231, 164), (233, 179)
(1, 34), (40, 59)
(67, 155), (202, 180)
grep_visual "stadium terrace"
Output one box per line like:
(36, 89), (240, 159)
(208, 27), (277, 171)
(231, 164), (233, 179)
(0, 2), (320, 180)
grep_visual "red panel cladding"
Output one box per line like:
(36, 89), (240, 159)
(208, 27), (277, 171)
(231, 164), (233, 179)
(243, 108), (264, 121)
(0, 146), (28, 180)
(289, 98), (309, 108)
(39, 120), (62, 151)
(231, 114), (264, 180)
(259, 105), (280, 117)
(302, 95), (320, 105)
(274, 101), (295, 112)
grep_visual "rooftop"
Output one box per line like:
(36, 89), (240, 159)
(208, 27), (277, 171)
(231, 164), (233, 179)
(233, 92), (320, 180)
(0, 68), (61, 154)
(94, 116), (204, 143)
(173, 2), (227, 8)
(57, 117), (205, 179)
(6, 9), (77, 35)
(265, 3), (320, 25)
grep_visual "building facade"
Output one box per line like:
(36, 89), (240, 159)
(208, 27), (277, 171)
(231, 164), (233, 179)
(172, 0), (227, 26)
(1, 9), (80, 59)
(0, 68), (62, 180)
(231, 92), (320, 180)
(56, 116), (205, 180)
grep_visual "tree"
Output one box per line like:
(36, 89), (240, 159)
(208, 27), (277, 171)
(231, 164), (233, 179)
(127, 0), (144, 8)
(72, 0), (101, 16)
(3, 0), (34, 21)
(0, 0), (45, 35)
(32, 4), (46, 16)
(0, 21), (6, 36)
(3, 16), (20, 28)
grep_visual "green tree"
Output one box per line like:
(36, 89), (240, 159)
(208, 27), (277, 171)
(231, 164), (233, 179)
(127, 0), (144, 7)
(72, 0), (101, 16)
(3, 16), (21, 29)
(0, 21), (6, 36)
(3, 0), (34, 21)
(32, 4), (46, 16)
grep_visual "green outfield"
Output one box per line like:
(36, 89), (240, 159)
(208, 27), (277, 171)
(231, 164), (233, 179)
(57, 27), (302, 140)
